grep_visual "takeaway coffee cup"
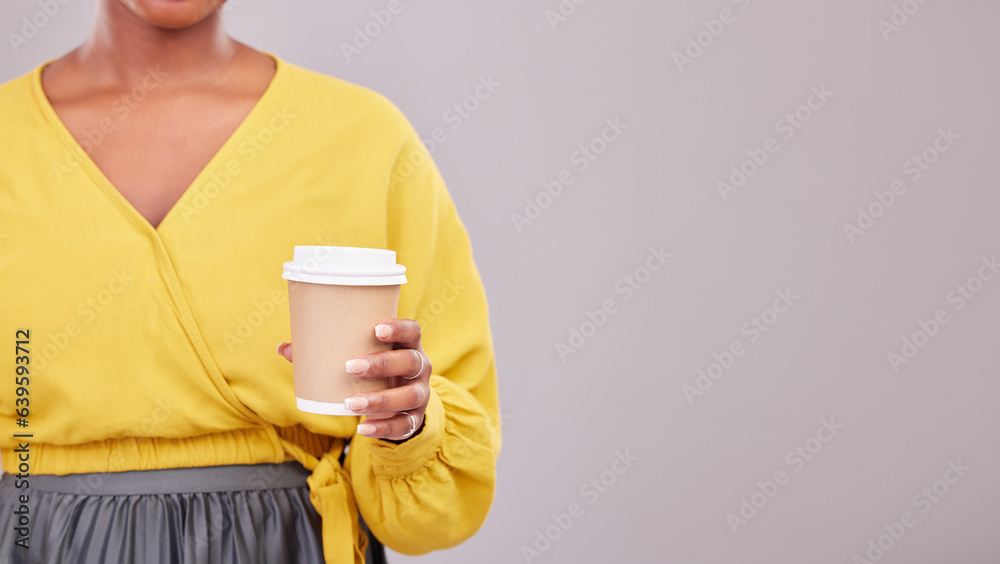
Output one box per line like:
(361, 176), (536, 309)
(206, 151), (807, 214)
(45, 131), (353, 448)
(282, 246), (407, 415)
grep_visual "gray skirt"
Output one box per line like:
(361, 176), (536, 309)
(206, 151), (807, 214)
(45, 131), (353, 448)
(0, 462), (326, 564)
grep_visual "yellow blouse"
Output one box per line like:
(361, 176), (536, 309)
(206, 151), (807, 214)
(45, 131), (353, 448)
(0, 54), (500, 563)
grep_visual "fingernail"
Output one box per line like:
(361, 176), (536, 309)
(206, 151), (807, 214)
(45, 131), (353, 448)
(346, 396), (369, 412)
(276, 342), (289, 355)
(346, 359), (369, 374)
(357, 423), (377, 436)
(375, 324), (392, 339)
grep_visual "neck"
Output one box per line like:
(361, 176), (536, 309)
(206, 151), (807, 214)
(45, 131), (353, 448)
(76, 1), (238, 86)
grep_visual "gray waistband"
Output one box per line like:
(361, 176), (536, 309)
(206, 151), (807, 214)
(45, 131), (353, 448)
(1, 462), (311, 496)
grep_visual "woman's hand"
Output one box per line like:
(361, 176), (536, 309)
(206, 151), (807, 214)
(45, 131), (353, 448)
(277, 318), (431, 442)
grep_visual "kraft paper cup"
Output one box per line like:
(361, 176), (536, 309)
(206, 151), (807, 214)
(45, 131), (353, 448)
(282, 246), (407, 416)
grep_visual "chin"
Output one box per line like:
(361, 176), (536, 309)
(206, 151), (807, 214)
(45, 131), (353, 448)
(119, 0), (226, 29)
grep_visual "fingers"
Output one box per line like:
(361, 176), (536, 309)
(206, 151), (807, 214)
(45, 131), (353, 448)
(374, 318), (422, 349)
(346, 348), (428, 381)
(278, 318), (424, 365)
(345, 381), (429, 415)
(357, 411), (423, 441)
(276, 318), (429, 443)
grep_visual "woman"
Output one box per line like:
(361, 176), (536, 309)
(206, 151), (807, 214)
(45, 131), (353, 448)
(0, 1), (501, 563)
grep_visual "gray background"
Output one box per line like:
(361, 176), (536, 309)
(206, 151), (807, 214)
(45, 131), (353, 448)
(3, 1), (999, 562)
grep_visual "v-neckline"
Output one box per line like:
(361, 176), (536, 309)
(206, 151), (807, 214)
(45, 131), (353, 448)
(31, 52), (285, 235)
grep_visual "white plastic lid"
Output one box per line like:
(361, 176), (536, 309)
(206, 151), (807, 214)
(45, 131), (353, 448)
(282, 246), (407, 286)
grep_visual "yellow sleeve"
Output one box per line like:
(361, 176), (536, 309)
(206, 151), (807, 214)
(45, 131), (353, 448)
(344, 119), (501, 555)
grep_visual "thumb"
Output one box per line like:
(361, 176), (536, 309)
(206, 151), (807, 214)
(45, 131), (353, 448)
(276, 342), (293, 362)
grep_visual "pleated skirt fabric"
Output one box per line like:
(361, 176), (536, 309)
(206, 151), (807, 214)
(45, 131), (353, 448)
(0, 461), (325, 564)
